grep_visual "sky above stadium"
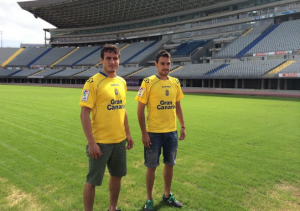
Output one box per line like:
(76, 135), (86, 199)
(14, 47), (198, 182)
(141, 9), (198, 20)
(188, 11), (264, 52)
(0, 0), (54, 48)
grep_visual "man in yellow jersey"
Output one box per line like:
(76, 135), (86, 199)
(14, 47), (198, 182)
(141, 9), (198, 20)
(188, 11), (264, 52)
(80, 44), (133, 211)
(135, 50), (186, 211)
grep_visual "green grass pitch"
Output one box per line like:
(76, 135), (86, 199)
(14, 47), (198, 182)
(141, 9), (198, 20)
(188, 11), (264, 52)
(0, 85), (299, 211)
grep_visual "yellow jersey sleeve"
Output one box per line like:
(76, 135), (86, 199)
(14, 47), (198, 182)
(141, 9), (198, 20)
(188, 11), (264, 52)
(175, 78), (184, 102)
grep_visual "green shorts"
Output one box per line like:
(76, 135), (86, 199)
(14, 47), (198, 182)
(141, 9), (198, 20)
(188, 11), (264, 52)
(86, 140), (127, 186)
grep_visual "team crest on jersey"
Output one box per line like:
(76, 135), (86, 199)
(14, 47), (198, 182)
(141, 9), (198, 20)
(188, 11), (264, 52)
(137, 87), (145, 97)
(82, 90), (90, 101)
(87, 77), (94, 83)
(165, 89), (169, 96)
(115, 88), (119, 95)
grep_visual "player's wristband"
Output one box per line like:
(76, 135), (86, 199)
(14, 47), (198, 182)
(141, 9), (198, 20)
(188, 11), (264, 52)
(181, 127), (186, 129)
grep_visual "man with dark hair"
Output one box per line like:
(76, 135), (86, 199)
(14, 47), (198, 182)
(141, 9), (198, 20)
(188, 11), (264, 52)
(80, 44), (133, 211)
(136, 50), (186, 211)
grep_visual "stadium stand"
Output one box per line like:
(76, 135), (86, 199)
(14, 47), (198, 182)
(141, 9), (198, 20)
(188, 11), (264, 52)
(210, 60), (285, 77)
(131, 65), (179, 78)
(48, 68), (87, 78)
(278, 60), (300, 74)
(119, 41), (155, 65)
(7, 48), (49, 67)
(73, 67), (101, 78)
(55, 46), (100, 66)
(246, 19), (300, 55)
(169, 63), (222, 79)
(213, 24), (271, 58)
(0, 48), (20, 65)
(172, 40), (210, 57)
(32, 48), (75, 66)
(10, 68), (42, 77)
(31, 68), (64, 77)
(0, 69), (21, 77)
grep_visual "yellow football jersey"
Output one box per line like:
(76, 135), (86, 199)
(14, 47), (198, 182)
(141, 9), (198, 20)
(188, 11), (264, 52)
(135, 75), (184, 133)
(79, 72), (127, 144)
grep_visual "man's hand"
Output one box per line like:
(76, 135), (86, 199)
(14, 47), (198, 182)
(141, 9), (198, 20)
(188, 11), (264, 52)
(126, 135), (134, 150)
(142, 133), (151, 148)
(89, 143), (103, 159)
(179, 128), (186, 140)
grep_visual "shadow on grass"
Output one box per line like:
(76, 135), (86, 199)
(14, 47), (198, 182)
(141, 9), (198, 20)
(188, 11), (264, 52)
(138, 201), (173, 211)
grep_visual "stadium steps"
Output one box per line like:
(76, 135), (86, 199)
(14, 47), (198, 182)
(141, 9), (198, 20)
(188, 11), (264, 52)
(236, 24), (280, 59)
(120, 44), (130, 51)
(9, 69), (23, 76)
(205, 64), (229, 75)
(170, 66), (183, 73)
(242, 28), (253, 36)
(27, 48), (52, 68)
(126, 67), (147, 77)
(1, 48), (25, 67)
(121, 41), (158, 65)
(30, 69), (45, 76)
(263, 60), (296, 77)
(50, 48), (79, 67)
(71, 46), (102, 67)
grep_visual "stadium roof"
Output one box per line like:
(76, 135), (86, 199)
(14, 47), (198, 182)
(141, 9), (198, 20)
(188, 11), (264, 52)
(18, 0), (238, 29)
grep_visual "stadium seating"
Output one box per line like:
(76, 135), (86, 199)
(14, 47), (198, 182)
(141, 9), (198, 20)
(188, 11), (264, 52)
(55, 46), (100, 66)
(210, 60), (285, 77)
(73, 67), (101, 77)
(246, 19), (300, 55)
(32, 68), (64, 77)
(131, 65), (179, 78)
(0, 69), (21, 77)
(48, 68), (87, 77)
(278, 60), (300, 74)
(32, 48), (75, 66)
(7, 48), (49, 67)
(119, 41), (155, 64)
(0, 48), (20, 65)
(10, 68), (42, 77)
(213, 24), (271, 58)
(172, 40), (210, 57)
(169, 63), (222, 78)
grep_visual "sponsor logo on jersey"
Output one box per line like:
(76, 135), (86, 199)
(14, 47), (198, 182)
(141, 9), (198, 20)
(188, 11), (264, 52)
(82, 90), (90, 101)
(137, 87), (145, 97)
(87, 77), (94, 83)
(107, 99), (125, 110)
(157, 100), (175, 110)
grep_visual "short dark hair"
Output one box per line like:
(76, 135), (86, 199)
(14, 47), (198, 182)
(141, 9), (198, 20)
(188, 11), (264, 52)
(100, 44), (120, 59)
(155, 50), (171, 63)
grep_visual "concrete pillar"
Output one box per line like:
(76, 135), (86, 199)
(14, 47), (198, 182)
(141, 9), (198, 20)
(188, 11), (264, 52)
(268, 79), (271, 89)
(183, 79), (187, 87)
(277, 79), (280, 90)
(284, 79), (287, 90)
(208, 79), (211, 88)
(261, 79), (264, 90)
(190, 80), (193, 87)
(235, 79), (238, 89)
(202, 79), (204, 88)
(213, 79), (215, 88)
(219, 79), (222, 88)
(242, 79), (245, 89)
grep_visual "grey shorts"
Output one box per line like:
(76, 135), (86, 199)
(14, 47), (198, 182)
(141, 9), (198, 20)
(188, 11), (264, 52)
(86, 140), (127, 186)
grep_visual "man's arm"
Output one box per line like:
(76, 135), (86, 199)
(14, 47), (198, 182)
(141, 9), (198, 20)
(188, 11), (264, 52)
(124, 110), (133, 150)
(176, 101), (186, 140)
(137, 101), (151, 148)
(80, 106), (103, 159)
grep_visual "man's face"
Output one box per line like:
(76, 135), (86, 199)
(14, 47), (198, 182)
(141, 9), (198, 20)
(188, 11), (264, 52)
(155, 56), (171, 77)
(100, 51), (120, 74)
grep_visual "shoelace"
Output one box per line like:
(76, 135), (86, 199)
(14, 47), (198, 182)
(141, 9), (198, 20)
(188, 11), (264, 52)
(168, 194), (178, 202)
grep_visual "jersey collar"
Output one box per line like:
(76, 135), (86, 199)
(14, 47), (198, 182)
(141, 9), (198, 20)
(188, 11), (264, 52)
(156, 74), (169, 80)
(99, 71), (107, 77)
